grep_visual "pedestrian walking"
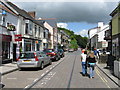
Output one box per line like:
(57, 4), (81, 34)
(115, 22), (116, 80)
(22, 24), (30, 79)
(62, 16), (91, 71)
(87, 51), (97, 79)
(81, 50), (87, 76)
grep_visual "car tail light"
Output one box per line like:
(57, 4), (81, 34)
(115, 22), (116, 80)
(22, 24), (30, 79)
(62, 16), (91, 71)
(35, 56), (38, 61)
(52, 52), (56, 55)
(34, 53), (38, 61)
(16, 57), (20, 61)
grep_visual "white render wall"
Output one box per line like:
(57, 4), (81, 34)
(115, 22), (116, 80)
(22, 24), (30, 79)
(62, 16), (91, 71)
(44, 22), (54, 49)
(97, 25), (109, 42)
(2, 10), (18, 59)
(89, 28), (98, 39)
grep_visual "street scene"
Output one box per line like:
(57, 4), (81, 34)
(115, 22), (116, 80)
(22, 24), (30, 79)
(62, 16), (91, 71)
(0, 0), (120, 89)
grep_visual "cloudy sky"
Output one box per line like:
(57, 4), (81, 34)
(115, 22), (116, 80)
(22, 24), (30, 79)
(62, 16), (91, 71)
(10, 0), (119, 37)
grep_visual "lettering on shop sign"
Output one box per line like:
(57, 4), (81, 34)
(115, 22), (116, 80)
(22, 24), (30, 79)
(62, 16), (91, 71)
(15, 34), (22, 41)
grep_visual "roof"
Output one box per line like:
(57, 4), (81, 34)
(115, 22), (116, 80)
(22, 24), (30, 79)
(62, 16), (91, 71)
(110, 3), (120, 16)
(6, 2), (45, 28)
(38, 18), (57, 28)
(0, 4), (17, 16)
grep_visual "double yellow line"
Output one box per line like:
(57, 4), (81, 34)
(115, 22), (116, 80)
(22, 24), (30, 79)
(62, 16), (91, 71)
(95, 69), (111, 89)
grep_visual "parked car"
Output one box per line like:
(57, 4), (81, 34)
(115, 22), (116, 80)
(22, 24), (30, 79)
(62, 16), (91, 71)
(17, 51), (52, 70)
(43, 49), (61, 61)
(68, 48), (74, 52)
(58, 49), (65, 58)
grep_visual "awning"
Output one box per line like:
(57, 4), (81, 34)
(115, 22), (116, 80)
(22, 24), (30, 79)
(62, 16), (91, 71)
(0, 34), (12, 42)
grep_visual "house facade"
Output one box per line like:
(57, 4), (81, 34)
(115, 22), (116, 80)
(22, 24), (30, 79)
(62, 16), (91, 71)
(88, 22), (109, 50)
(0, 1), (18, 61)
(1, 1), (48, 61)
(110, 3), (120, 59)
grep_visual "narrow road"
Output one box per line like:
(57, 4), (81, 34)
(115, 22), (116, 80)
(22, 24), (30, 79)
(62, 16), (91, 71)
(2, 50), (118, 89)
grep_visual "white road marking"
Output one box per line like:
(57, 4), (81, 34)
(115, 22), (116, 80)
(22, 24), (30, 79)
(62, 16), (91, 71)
(24, 85), (30, 88)
(27, 78), (35, 80)
(41, 83), (44, 85)
(45, 78), (49, 79)
(7, 78), (17, 79)
(46, 70), (49, 73)
(50, 67), (52, 69)
(41, 73), (45, 77)
(34, 78), (39, 82)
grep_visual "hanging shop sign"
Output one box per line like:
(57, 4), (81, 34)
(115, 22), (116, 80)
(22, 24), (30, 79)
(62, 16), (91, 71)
(7, 24), (16, 31)
(2, 10), (7, 15)
(102, 41), (108, 48)
(15, 34), (22, 41)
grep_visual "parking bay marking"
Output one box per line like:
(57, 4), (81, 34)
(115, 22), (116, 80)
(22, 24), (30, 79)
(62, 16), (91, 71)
(7, 78), (17, 79)
(25, 56), (68, 89)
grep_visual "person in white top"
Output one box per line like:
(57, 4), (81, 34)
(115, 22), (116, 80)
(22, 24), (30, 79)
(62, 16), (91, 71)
(81, 50), (87, 76)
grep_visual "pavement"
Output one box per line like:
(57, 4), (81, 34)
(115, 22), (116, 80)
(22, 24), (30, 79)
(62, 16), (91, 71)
(0, 58), (120, 87)
(97, 63), (120, 87)
(0, 62), (18, 75)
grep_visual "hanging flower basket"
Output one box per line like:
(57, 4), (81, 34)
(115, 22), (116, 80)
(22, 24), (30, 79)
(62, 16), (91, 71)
(7, 24), (16, 31)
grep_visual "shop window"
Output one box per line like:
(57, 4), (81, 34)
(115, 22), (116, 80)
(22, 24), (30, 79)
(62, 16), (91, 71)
(39, 27), (41, 36)
(32, 40), (35, 51)
(34, 25), (37, 36)
(25, 23), (28, 34)
(2, 41), (10, 60)
(24, 40), (31, 51)
(44, 31), (46, 38)
(37, 44), (39, 51)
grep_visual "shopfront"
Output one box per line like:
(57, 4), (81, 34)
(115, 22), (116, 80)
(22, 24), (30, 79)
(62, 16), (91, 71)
(1, 34), (12, 60)
(23, 39), (41, 52)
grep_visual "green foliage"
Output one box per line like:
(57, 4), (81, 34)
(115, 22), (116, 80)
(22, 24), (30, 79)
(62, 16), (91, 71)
(57, 27), (88, 49)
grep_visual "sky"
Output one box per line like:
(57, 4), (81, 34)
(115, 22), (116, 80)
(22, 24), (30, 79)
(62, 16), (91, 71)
(10, 0), (119, 37)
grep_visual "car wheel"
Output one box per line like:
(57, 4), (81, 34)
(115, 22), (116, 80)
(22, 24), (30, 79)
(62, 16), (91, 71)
(40, 62), (44, 70)
(49, 60), (52, 65)
(56, 57), (59, 61)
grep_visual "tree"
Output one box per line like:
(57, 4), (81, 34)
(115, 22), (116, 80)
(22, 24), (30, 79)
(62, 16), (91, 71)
(57, 27), (88, 49)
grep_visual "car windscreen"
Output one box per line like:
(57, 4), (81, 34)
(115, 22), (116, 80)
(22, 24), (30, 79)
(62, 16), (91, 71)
(20, 53), (35, 59)
(58, 49), (63, 52)
(45, 50), (53, 53)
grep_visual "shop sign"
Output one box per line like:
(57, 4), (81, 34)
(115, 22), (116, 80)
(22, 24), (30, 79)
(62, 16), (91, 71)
(7, 24), (16, 31)
(35, 40), (38, 44)
(102, 41), (108, 47)
(0, 34), (12, 42)
(2, 10), (7, 15)
(25, 20), (30, 23)
(15, 34), (22, 41)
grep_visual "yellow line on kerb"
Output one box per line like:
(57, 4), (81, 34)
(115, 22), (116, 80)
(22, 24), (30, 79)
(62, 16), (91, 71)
(95, 68), (110, 89)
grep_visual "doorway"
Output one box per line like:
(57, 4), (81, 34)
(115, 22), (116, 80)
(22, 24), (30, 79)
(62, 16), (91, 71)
(13, 44), (17, 61)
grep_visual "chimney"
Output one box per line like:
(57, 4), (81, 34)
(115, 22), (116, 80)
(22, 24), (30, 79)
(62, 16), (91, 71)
(28, 11), (36, 18)
(98, 22), (104, 28)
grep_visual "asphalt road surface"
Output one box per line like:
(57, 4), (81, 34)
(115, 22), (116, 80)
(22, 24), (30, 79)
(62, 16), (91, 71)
(2, 50), (119, 89)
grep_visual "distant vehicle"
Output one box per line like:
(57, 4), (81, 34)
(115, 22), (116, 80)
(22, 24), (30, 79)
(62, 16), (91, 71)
(68, 49), (74, 52)
(57, 49), (65, 58)
(17, 51), (52, 70)
(43, 49), (61, 61)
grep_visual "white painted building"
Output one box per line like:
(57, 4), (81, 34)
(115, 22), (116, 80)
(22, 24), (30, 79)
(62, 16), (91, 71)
(2, 1), (47, 61)
(0, 1), (18, 61)
(88, 22), (109, 50)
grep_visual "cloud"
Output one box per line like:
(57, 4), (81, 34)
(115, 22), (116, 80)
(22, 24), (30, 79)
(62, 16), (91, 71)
(12, 2), (118, 23)
(11, 0), (119, 2)
(57, 23), (68, 28)
(75, 29), (88, 37)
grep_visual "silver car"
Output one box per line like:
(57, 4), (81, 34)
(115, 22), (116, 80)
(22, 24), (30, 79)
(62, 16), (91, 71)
(17, 51), (52, 70)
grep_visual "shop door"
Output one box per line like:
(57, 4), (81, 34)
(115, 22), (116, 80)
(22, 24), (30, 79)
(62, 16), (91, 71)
(13, 44), (17, 61)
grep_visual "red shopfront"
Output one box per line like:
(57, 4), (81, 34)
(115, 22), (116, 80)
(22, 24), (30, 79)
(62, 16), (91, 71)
(1, 34), (12, 61)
